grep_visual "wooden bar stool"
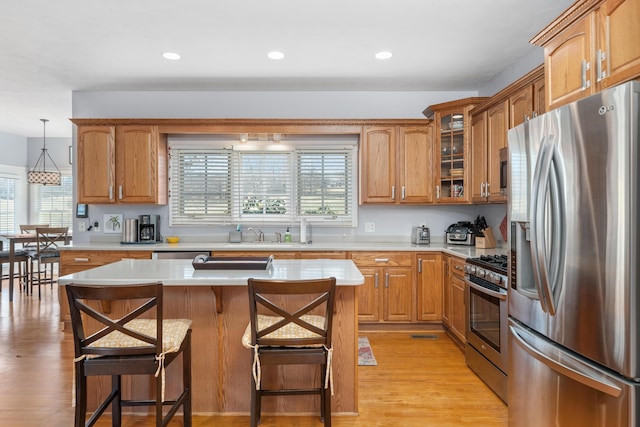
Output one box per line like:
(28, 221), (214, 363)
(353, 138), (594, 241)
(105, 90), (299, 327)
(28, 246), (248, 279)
(65, 282), (192, 427)
(242, 277), (336, 427)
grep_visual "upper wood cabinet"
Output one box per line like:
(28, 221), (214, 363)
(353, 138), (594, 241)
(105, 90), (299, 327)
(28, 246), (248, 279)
(424, 98), (487, 204)
(532, 0), (640, 110)
(360, 124), (433, 204)
(470, 66), (544, 204)
(77, 125), (167, 204)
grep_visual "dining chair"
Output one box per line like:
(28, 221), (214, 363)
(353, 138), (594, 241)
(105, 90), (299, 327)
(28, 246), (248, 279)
(65, 282), (192, 427)
(0, 249), (30, 294)
(28, 226), (68, 298)
(242, 277), (336, 427)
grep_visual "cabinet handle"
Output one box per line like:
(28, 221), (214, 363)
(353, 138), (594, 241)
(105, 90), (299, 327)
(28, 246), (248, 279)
(74, 258), (90, 262)
(436, 185), (440, 199)
(374, 258), (389, 263)
(385, 272), (389, 288)
(401, 186), (406, 200)
(480, 182), (485, 198)
(596, 49), (607, 82)
(374, 273), (379, 289)
(454, 265), (463, 271)
(118, 185), (123, 200)
(581, 60), (591, 91)
(485, 181), (489, 196)
(524, 114), (530, 122)
(391, 186), (395, 200)
(109, 185), (113, 201)
(418, 259), (422, 273)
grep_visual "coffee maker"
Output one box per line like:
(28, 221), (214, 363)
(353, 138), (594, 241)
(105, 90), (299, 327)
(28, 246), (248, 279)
(138, 214), (161, 242)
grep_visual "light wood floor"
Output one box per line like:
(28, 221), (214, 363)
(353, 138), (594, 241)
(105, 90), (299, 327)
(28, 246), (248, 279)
(0, 280), (507, 426)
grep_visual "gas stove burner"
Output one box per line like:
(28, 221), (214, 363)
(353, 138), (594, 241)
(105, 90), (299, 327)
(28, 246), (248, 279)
(467, 254), (508, 275)
(479, 254), (508, 269)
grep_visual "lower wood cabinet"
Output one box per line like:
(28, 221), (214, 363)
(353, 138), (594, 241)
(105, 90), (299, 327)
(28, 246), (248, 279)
(416, 253), (443, 321)
(351, 252), (414, 323)
(443, 254), (467, 346)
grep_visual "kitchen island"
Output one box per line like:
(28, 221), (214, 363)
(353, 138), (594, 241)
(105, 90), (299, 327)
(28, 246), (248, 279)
(58, 258), (364, 416)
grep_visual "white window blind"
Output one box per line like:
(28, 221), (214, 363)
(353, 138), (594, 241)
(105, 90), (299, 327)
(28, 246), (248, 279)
(33, 174), (73, 229)
(0, 176), (16, 234)
(297, 150), (354, 218)
(233, 151), (292, 221)
(169, 137), (357, 226)
(169, 149), (232, 225)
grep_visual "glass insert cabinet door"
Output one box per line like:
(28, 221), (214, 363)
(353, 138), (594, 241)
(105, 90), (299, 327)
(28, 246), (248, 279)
(439, 111), (465, 200)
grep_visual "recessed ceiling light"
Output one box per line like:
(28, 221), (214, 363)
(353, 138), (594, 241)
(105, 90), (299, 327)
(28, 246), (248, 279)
(267, 51), (285, 60)
(375, 51), (393, 60)
(162, 52), (181, 61)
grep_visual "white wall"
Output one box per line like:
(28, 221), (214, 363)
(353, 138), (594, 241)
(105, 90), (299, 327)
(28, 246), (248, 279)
(0, 131), (28, 167)
(477, 49), (544, 97)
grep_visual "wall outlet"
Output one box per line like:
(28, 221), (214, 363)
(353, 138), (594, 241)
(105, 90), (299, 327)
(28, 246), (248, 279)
(365, 222), (375, 233)
(78, 221), (86, 232)
(93, 220), (100, 232)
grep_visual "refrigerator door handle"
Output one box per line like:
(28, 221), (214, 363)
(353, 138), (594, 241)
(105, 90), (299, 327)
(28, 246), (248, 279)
(510, 322), (623, 398)
(530, 137), (552, 312)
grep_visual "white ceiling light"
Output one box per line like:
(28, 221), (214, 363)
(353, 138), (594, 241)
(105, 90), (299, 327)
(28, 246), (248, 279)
(162, 52), (181, 60)
(267, 51), (285, 60)
(375, 51), (393, 60)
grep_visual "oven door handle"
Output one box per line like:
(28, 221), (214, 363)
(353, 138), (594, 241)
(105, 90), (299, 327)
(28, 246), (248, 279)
(466, 280), (508, 301)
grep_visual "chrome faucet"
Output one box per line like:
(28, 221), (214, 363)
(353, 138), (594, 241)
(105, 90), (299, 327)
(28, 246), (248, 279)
(246, 227), (264, 242)
(275, 232), (282, 243)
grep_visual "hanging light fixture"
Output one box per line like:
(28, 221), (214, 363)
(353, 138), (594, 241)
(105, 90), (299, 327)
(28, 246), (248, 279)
(28, 119), (61, 185)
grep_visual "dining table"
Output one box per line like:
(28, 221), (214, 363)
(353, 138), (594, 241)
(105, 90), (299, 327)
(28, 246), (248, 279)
(0, 232), (72, 302)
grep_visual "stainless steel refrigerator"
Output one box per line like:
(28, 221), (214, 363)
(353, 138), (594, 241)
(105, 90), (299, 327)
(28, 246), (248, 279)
(507, 81), (640, 426)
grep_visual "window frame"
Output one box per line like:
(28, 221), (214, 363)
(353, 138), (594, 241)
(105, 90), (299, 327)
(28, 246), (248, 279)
(168, 136), (358, 227)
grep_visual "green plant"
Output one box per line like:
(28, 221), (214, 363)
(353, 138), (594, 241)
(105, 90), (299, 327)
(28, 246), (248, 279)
(107, 215), (121, 231)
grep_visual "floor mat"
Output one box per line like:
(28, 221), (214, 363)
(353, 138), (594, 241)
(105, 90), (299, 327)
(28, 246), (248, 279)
(358, 336), (378, 366)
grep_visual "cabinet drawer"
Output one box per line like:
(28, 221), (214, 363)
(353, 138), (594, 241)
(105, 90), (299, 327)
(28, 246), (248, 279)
(350, 252), (413, 266)
(449, 255), (466, 278)
(61, 250), (152, 268)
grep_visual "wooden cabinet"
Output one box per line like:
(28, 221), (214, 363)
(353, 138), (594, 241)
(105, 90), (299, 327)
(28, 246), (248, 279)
(442, 255), (467, 346)
(360, 124), (433, 204)
(423, 98), (487, 204)
(533, 0), (640, 110)
(351, 252), (414, 322)
(416, 253), (443, 322)
(60, 250), (154, 275)
(470, 101), (507, 204)
(299, 251), (347, 259)
(77, 125), (167, 204)
(470, 66), (544, 204)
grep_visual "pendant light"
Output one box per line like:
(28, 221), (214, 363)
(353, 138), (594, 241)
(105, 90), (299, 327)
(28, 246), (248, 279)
(27, 119), (61, 185)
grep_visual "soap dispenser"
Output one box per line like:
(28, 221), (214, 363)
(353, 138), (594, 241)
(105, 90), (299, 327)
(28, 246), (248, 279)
(284, 227), (292, 242)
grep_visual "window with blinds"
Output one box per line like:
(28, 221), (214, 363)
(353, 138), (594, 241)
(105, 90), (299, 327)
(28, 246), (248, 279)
(33, 174), (73, 229)
(169, 138), (357, 226)
(0, 176), (17, 234)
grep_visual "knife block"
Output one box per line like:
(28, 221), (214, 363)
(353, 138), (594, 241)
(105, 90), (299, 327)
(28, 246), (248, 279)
(476, 226), (497, 249)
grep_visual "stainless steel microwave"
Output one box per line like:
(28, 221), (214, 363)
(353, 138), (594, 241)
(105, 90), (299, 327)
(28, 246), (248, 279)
(499, 147), (508, 195)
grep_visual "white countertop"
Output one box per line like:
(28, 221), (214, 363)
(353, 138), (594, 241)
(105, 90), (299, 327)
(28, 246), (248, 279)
(57, 258), (365, 286)
(60, 240), (508, 259)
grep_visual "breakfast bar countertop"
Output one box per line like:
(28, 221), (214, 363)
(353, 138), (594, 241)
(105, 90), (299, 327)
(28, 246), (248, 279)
(57, 258), (365, 286)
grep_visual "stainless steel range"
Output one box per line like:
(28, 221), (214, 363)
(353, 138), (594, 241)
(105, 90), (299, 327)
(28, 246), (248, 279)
(464, 254), (508, 403)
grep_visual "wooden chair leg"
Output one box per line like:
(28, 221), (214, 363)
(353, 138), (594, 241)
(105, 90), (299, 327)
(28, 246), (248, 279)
(250, 374), (259, 427)
(75, 365), (87, 427)
(183, 334), (192, 427)
(112, 375), (121, 427)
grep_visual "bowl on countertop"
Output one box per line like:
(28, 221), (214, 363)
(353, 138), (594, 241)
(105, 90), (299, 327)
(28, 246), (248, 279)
(166, 236), (180, 244)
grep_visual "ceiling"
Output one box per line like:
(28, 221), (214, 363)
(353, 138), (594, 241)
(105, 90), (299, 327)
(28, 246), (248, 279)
(1, 0), (573, 138)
